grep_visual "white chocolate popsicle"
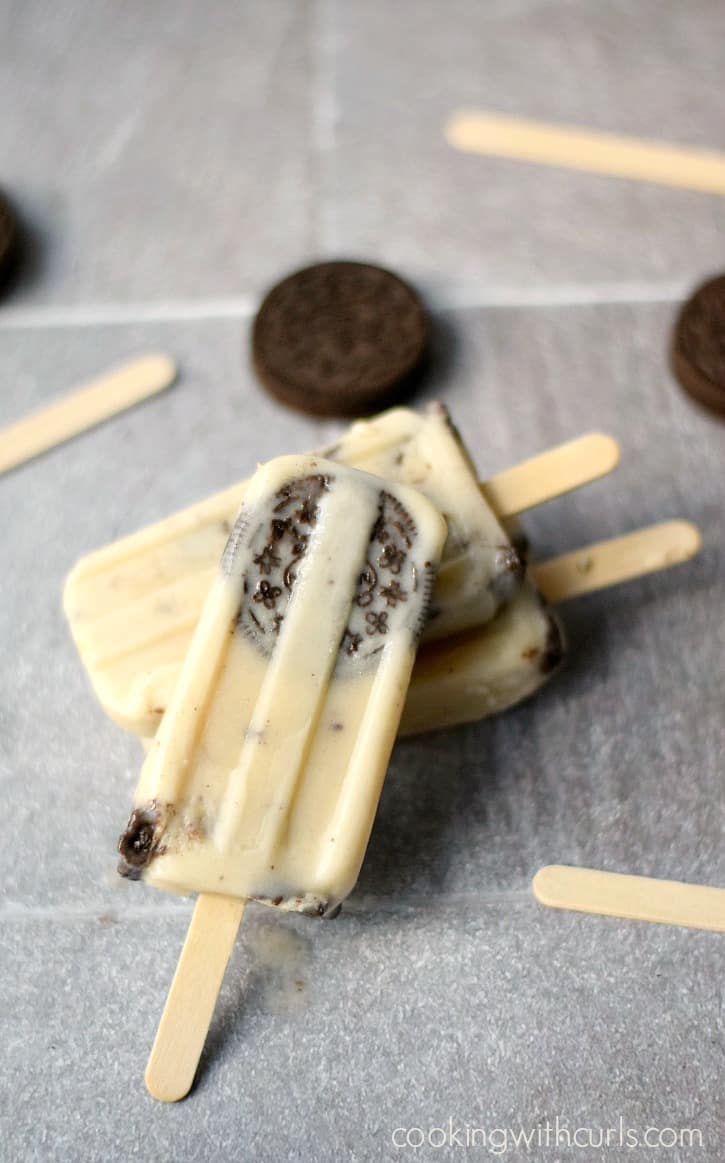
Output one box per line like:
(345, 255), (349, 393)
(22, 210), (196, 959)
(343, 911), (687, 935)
(64, 405), (523, 737)
(118, 454), (446, 915)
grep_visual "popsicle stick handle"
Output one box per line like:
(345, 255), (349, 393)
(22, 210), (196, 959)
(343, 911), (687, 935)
(534, 865), (725, 933)
(532, 519), (701, 604)
(0, 353), (176, 475)
(447, 110), (725, 196)
(482, 432), (619, 519)
(145, 893), (245, 1102)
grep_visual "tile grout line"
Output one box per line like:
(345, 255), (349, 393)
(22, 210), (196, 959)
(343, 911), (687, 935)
(0, 297), (258, 330)
(437, 279), (688, 311)
(0, 280), (687, 332)
(0, 888), (534, 923)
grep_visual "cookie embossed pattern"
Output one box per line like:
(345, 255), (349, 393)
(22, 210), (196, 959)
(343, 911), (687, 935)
(228, 473), (434, 668)
(252, 261), (429, 416)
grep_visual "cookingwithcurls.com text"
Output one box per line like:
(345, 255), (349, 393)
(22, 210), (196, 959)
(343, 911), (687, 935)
(391, 1116), (704, 1154)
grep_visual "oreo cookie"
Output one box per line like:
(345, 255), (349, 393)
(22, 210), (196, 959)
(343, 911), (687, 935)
(0, 189), (19, 289)
(672, 274), (725, 418)
(251, 261), (429, 417)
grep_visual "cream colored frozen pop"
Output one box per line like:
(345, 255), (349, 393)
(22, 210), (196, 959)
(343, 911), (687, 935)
(400, 582), (562, 736)
(118, 453), (446, 915)
(66, 415), (619, 739)
(65, 404), (548, 736)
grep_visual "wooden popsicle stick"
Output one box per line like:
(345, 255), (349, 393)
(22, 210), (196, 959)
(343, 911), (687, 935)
(145, 893), (245, 1102)
(534, 865), (725, 933)
(532, 519), (701, 604)
(446, 110), (725, 196)
(481, 432), (619, 518)
(0, 354), (176, 475)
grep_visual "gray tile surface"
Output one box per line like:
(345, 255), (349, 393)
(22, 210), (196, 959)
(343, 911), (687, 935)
(363, 300), (725, 902)
(329, 0), (725, 299)
(4, 902), (724, 1162)
(0, 0), (316, 305)
(2, 1), (725, 1160)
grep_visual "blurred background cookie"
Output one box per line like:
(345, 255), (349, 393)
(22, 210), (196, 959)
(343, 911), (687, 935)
(672, 274), (725, 419)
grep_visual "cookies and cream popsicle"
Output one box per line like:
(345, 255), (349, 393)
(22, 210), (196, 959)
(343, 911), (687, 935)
(64, 404), (523, 736)
(118, 454), (446, 915)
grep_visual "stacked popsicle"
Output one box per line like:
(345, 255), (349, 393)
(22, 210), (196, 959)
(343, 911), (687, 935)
(64, 404), (585, 738)
(120, 453), (447, 915)
(63, 403), (699, 1101)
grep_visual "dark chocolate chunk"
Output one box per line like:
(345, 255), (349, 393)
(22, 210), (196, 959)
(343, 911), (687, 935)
(495, 545), (525, 580)
(672, 274), (725, 418)
(117, 806), (162, 879)
(251, 261), (429, 417)
(540, 613), (566, 675)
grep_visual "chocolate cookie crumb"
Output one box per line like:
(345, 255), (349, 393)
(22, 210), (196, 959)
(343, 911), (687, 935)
(540, 615), (565, 675)
(118, 806), (162, 879)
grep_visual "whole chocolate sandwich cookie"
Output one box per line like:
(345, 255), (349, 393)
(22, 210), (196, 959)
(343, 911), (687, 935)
(251, 261), (429, 417)
(672, 274), (725, 419)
